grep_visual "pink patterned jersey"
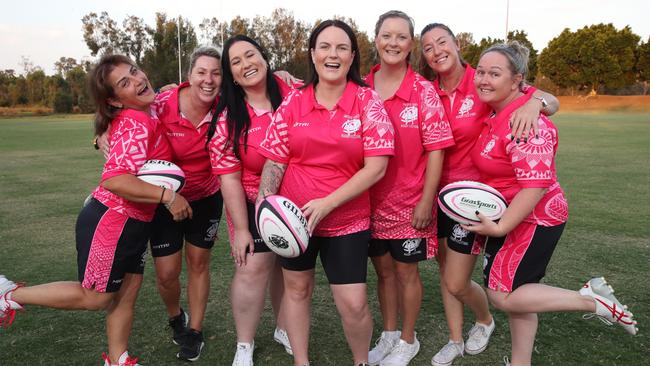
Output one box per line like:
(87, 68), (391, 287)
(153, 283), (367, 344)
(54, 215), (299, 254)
(365, 65), (454, 250)
(209, 78), (293, 203)
(151, 82), (220, 202)
(435, 66), (538, 188)
(92, 108), (171, 222)
(259, 81), (395, 237)
(471, 94), (568, 226)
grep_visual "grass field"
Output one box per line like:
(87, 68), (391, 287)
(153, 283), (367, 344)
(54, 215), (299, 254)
(0, 113), (648, 365)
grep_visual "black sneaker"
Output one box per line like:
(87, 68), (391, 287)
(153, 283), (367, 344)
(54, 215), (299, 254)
(177, 329), (205, 362)
(168, 308), (189, 345)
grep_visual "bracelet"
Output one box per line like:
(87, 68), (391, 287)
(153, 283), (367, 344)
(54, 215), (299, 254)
(164, 190), (176, 210)
(93, 136), (100, 150)
(159, 187), (166, 204)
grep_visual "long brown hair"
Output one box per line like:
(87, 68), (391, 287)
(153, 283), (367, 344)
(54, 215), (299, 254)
(88, 54), (137, 135)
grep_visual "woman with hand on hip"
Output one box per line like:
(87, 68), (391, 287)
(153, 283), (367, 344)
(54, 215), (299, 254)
(257, 20), (395, 366)
(365, 11), (453, 366)
(207, 35), (296, 366)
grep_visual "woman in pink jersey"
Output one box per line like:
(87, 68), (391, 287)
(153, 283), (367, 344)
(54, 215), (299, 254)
(465, 41), (637, 366)
(147, 46), (224, 362)
(207, 34), (295, 365)
(257, 20), (395, 366)
(0, 54), (192, 366)
(365, 11), (453, 366)
(419, 23), (561, 366)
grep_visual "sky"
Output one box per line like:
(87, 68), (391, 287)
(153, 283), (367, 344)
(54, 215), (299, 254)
(1, 0), (648, 74)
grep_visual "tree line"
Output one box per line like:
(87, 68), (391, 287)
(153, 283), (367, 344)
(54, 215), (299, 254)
(1, 9), (648, 113)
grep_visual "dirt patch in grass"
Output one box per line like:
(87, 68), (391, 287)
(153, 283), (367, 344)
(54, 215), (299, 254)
(558, 95), (650, 113)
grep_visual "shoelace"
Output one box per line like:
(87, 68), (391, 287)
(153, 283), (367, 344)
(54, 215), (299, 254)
(467, 324), (487, 340)
(582, 313), (613, 326)
(122, 356), (139, 366)
(438, 342), (463, 359)
(503, 356), (511, 366)
(374, 335), (395, 352)
(0, 307), (17, 328)
(234, 345), (253, 364)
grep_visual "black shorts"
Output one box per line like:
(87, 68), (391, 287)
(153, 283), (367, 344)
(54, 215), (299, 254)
(243, 200), (272, 253)
(368, 238), (427, 263)
(150, 191), (223, 257)
(76, 198), (150, 293)
(437, 207), (485, 255)
(483, 222), (565, 293)
(280, 230), (370, 285)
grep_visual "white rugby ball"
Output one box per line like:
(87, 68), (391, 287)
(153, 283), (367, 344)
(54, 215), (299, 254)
(255, 195), (309, 258)
(137, 160), (185, 193)
(438, 180), (508, 225)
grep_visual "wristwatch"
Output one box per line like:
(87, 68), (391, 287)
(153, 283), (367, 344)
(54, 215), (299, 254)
(532, 95), (548, 109)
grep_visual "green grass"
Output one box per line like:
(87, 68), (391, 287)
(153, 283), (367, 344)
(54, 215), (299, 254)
(1, 113), (649, 365)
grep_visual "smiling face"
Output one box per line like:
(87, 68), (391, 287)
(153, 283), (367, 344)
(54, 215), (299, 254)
(310, 25), (355, 86)
(107, 63), (155, 111)
(375, 17), (413, 66)
(421, 26), (462, 76)
(188, 55), (221, 106)
(474, 51), (522, 110)
(228, 40), (268, 89)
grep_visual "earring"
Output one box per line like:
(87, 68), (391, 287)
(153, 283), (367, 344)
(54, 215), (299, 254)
(234, 80), (239, 86)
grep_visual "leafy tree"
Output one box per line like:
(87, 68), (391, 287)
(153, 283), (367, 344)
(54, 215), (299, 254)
(54, 57), (78, 76)
(25, 69), (46, 105)
(539, 24), (640, 93)
(637, 37), (650, 94)
(462, 36), (502, 68)
(122, 15), (151, 64)
(198, 17), (225, 48)
(456, 32), (475, 52)
(141, 13), (198, 87)
(82, 12), (123, 56)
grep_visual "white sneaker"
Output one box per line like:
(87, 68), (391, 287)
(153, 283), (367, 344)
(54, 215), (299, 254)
(368, 330), (401, 365)
(464, 319), (495, 355)
(431, 340), (464, 366)
(232, 341), (254, 366)
(580, 277), (638, 335)
(102, 351), (141, 366)
(0, 275), (22, 328)
(273, 327), (293, 355)
(380, 335), (420, 366)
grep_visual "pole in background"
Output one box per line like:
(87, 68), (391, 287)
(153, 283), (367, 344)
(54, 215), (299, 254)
(505, 0), (510, 40)
(177, 16), (182, 84)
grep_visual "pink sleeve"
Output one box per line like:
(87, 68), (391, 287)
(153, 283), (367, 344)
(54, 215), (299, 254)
(101, 115), (151, 181)
(259, 93), (294, 164)
(508, 117), (556, 188)
(419, 81), (455, 151)
(360, 90), (395, 157)
(209, 112), (242, 175)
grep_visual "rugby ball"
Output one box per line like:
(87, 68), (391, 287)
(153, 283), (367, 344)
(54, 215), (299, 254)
(438, 181), (507, 225)
(137, 160), (185, 192)
(255, 195), (310, 258)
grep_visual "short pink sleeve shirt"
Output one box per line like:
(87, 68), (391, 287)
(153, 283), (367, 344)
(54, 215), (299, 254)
(365, 65), (454, 248)
(472, 94), (568, 226)
(151, 82), (220, 202)
(259, 81), (395, 237)
(93, 108), (171, 222)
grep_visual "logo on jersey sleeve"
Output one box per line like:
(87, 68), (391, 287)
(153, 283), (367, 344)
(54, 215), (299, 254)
(341, 116), (362, 138)
(399, 104), (418, 128)
(457, 95), (476, 117)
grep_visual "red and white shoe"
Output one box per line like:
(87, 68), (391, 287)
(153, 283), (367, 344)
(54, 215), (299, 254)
(102, 351), (141, 366)
(580, 277), (638, 335)
(0, 275), (23, 328)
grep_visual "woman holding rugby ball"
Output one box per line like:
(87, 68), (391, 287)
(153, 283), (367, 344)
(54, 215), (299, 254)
(419, 23), (560, 366)
(0, 54), (191, 366)
(464, 41), (637, 366)
(365, 10), (453, 366)
(257, 20), (395, 366)
(207, 35), (296, 365)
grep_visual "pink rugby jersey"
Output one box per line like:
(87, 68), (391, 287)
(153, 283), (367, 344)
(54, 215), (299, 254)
(92, 108), (171, 222)
(259, 81), (395, 237)
(434, 65), (491, 187)
(209, 78), (293, 202)
(151, 82), (220, 202)
(365, 65), (454, 248)
(471, 94), (568, 226)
